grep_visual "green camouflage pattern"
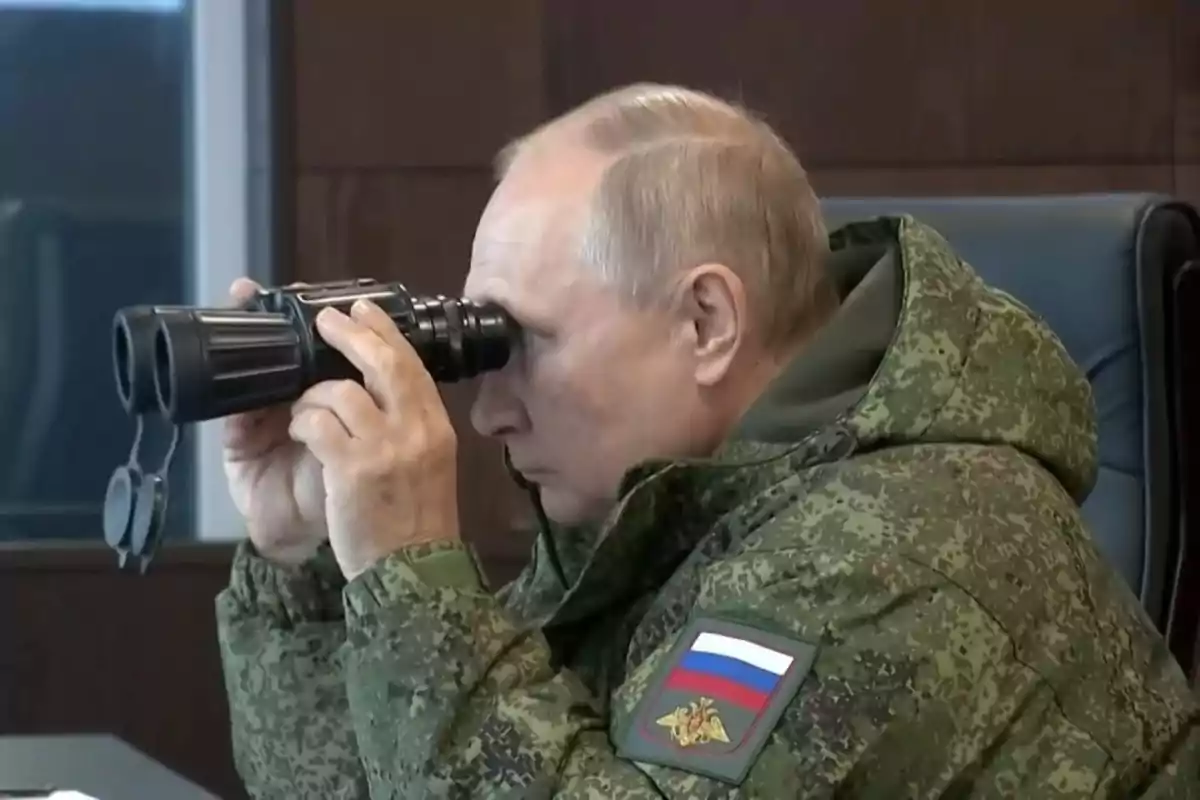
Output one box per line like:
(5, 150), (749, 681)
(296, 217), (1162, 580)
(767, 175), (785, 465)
(216, 215), (1200, 798)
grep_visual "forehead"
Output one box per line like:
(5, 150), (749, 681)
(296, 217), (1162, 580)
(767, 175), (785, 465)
(464, 148), (608, 311)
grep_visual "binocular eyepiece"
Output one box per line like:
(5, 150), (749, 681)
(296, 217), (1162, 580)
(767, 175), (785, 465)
(104, 278), (516, 573)
(112, 278), (515, 424)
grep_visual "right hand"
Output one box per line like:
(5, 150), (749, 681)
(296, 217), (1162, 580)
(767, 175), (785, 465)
(223, 278), (329, 566)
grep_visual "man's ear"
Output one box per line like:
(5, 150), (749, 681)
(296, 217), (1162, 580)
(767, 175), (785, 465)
(675, 263), (747, 387)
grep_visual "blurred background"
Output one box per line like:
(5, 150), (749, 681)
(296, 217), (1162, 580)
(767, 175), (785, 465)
(0, 0), (1195, 796)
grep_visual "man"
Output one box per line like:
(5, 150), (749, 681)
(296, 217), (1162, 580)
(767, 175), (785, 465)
(216, 84), (1200, 798)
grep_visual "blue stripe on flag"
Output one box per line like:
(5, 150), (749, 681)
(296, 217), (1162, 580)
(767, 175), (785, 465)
(678, 651), (781, 693)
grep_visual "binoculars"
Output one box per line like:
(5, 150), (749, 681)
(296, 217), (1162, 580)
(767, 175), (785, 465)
(112, 278), (514, 423)
(103, 278), (516, 571)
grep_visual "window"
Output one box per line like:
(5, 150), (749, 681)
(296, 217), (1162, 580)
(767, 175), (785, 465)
(0, 0), (278, 542)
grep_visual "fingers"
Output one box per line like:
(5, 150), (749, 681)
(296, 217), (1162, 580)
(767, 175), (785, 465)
(349, 298), (410, 353)
(349, 299), (441, 411)
(222, 407), (289, 457)
(225, 288), (431, 465)
(229, 278), (312, 306)
(288, 404), (354, 465)
(293, 380), (383, 441)
(315, 305), (424, 416)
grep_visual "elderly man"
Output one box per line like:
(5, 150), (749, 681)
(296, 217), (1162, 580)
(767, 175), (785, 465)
(216, 84), (1199, 798)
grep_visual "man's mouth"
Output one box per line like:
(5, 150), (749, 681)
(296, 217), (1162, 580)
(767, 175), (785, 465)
(513, 465), (549, 479)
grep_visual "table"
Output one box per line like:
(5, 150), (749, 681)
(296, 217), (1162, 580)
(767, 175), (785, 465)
(0, 734), (219, 800)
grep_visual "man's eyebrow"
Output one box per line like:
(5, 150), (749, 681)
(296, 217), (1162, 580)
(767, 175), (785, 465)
(495, 299), (556, 337)
(466, 273), (557, 334)
(505, 307), (553, 337)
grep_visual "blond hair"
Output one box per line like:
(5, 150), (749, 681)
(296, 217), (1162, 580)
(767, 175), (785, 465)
(496, 84), (837, 349)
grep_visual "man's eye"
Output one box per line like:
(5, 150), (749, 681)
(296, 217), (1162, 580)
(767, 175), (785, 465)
(519, 327), (556, 355)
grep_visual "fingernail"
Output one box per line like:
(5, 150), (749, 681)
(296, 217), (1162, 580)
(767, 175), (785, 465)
(351, 299), (370, 316)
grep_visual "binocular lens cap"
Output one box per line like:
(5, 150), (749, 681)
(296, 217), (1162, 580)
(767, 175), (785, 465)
(103, 466), (138, 550)
(130, 473), (168, 561)
(103, 466), (168, 565)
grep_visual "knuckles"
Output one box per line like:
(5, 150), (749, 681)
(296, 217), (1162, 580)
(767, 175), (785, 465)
(304, 407), (342, 439)
(349, 420), (457, 481)
(367, 346), (405, 386)
(330, 379), (367, 408)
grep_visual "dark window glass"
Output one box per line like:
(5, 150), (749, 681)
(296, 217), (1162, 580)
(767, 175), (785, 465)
(0, 0), (193, 540)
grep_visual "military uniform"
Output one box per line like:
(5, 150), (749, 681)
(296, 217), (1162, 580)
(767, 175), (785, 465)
(217, 216), (1200, 798)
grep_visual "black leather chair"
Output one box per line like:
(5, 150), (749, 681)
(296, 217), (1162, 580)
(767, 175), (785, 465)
(821, 193), (1200, 679)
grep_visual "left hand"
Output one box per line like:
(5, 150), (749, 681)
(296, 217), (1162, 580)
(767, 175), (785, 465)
(288, 298), (461, 581)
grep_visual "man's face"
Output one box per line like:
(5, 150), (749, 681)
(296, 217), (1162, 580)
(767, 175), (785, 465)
(465, 152), (705, 526)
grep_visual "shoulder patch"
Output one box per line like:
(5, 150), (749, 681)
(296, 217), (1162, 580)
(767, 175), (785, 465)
(616, 615), (817, 785)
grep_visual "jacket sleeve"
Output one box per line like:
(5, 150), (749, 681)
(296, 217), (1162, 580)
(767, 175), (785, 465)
(340, 540), (666, 799)
(216, 540), (370, 799)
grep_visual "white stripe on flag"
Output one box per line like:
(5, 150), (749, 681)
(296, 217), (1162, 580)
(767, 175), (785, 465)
(690, 632), (794, 675)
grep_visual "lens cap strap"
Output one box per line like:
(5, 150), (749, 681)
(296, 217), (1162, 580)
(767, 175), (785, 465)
(128, 422), (181, 571)
(103, 415), (182, 573)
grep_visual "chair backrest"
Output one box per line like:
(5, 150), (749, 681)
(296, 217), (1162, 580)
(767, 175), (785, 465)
(821, 194), (1200, 673)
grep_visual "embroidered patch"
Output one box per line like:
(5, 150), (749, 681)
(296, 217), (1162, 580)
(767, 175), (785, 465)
(616, 616), (817, 785)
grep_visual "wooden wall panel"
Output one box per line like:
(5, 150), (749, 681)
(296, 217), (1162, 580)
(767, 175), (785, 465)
(1178, 0), (1200, 210)
(287, 0), (1200, 577)
(292, 0), (545, 168)
(1179, 165), (1200, 211)
(545, 0), (974, 166)
(1179, 1), (1200, 163)
(295, 171), (494, 284)
(966, 0), (1175, 163)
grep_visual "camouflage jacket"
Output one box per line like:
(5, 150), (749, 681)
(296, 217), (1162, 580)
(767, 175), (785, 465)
(216, 216), (1200, 799)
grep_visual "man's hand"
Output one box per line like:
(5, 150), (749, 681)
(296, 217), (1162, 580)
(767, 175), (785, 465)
(288, 298), (461, 581)
(223, 279), (330, 567)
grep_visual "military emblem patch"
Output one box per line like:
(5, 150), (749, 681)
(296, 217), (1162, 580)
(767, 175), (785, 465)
(617, 616), (817, 785)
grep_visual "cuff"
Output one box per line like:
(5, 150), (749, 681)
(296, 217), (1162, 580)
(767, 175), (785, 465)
(224, 539), (347, 626)
(343, 540), (486, 618)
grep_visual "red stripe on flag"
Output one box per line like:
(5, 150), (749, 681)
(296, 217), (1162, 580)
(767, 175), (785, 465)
(665, 667), (769, 713)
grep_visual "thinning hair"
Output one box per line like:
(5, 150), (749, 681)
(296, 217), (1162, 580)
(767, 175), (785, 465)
(495, 83), (838, 349)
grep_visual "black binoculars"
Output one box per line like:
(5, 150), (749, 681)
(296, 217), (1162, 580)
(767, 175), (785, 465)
(112, 278), (515, 423)
(103, 278), (516, 571)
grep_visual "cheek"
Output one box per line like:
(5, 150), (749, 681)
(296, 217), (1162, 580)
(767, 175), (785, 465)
(521, 334), (627, 437)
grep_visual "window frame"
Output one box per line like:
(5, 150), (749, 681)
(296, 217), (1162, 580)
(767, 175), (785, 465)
(186, 0), (287, 541)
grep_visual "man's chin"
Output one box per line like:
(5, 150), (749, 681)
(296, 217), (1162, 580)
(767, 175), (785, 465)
(534, 485), (601, 528)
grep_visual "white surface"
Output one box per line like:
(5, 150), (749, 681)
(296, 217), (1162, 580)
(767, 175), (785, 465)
(690, 632), (795, 675)
(190, 0), (249, 540)
(0, 734), (218, 799)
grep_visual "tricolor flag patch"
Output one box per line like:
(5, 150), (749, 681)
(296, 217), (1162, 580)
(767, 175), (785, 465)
(617, 616), (817, 785)
(667, 631), (794, 714)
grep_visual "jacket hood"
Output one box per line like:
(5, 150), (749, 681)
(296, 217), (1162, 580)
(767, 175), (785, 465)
(737, 214), (1098, 502)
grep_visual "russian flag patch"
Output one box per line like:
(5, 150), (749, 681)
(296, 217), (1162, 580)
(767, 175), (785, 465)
(616, 616), (818, 785)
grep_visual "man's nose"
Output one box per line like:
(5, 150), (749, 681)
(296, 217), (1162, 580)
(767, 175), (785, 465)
(470, 371), (525, 438)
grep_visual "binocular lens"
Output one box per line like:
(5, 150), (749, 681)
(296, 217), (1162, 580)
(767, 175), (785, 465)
(114, 321), (131, 404)
(113, 305), (177, 415)
(152, 325), (173, 417)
